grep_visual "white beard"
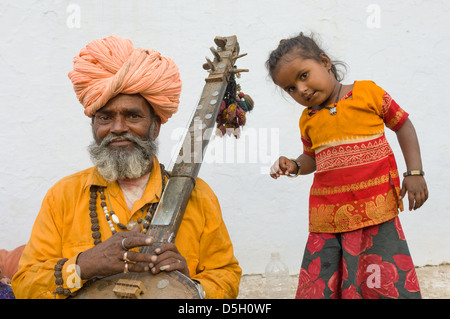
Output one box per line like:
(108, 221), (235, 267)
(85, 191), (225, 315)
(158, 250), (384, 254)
(88, 132), (158, 182)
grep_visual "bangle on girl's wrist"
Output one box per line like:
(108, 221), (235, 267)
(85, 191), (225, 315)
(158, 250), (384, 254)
(403, 170), (424, 177)
(288, 158), (302, 177)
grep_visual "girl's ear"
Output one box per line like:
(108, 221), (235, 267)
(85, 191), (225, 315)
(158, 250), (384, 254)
(319, 53), (332, 69)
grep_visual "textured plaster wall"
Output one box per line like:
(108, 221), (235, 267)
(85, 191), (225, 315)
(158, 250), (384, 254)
(1, 0), (449, 275)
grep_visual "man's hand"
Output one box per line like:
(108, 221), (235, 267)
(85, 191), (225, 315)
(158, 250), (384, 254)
(77, 225), (154, 280)
(149, 243), (190, 277)
(77, 224), (190, 280)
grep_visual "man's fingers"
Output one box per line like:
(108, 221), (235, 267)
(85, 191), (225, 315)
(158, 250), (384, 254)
(120, 234), (153, 251)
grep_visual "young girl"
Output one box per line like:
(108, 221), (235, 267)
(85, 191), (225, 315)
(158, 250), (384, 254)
(267, 32), (428, 299)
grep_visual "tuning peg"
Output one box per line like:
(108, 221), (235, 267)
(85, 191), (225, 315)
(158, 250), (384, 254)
(214, 36), (227, 49)
(231, 68), (249, 79)
(210, 47), (221, 61)
(232, 68), (249, 74)
(232, 53), (248, 60)
(202, 57), (215, 71)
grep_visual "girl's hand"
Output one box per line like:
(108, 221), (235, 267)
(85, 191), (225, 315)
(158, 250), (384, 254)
(270, 156), (298, 179)
(399, 175), (429, 211)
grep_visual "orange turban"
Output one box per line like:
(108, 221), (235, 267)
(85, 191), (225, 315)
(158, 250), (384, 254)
(68, 35), (182, 123)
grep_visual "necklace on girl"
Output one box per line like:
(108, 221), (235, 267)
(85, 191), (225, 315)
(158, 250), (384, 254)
(320, 83), (342, 115)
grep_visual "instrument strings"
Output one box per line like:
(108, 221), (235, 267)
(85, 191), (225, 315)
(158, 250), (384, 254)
(166, 95), (202, 172)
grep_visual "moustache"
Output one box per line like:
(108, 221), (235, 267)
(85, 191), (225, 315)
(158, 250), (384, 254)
(100, 133), (142, 147)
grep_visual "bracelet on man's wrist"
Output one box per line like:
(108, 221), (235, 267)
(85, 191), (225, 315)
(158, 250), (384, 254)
(403, 170), (425, 177)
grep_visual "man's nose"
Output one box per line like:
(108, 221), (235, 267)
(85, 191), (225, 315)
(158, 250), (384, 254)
(110, 116), (128, 134)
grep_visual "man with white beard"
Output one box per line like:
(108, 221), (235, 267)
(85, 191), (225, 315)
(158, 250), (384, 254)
(12, 36), (241, 299)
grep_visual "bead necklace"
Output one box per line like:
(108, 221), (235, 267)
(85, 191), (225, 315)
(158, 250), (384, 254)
(88, 164), (168, 245)
(99, 188), (127, 234)
(89, 186), (160, 245)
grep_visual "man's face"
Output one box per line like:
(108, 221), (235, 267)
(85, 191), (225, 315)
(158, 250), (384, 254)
(93, 94), (161, 146)
(88, 94), (161, 181)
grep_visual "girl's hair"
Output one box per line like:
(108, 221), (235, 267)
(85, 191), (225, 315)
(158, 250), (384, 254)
(266, 32), (347, 82)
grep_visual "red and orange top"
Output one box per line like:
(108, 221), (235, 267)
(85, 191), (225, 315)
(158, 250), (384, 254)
(300, 81), (409, 233)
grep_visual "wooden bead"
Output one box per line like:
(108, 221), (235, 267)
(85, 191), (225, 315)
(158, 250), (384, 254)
(55, 287), (64, 295)
(57, 258), (68, 265)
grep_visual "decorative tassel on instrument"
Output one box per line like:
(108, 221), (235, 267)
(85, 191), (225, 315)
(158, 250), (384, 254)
(215, 76), (254, 138)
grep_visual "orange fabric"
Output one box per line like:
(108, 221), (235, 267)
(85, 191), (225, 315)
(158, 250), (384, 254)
(0, 245), (25, 280)
(299, 81), (409, 233)
(12, 157), (241, 299)
(68, 35), (182, 123)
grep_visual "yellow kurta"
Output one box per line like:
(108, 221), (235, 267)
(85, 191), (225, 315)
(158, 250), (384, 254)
(12, 157), (241, 299)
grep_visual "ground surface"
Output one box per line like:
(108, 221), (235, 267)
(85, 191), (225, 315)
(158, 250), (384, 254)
(237, 264), (450, 299)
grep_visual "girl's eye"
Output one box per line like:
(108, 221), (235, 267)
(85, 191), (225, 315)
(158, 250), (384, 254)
(300, 72), (308, 80)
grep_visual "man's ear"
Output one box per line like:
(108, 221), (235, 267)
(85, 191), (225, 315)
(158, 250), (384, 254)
(152, 116), (162, 139)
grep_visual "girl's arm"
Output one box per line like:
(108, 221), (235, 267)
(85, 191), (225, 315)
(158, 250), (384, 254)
(395, 118), (429, 210)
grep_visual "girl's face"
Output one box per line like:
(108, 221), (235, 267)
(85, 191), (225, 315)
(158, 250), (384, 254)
(272, 52), (338, 107)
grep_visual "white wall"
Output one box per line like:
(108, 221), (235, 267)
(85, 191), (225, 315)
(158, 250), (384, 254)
(1, 0), (449, 276)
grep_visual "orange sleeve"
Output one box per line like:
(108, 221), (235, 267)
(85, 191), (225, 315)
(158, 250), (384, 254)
(175, 178), (241, 299)
(11, 186), (84, 299)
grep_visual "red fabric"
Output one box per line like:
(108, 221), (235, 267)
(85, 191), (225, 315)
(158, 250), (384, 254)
(0, 245), (25, 280)
(296, 217), (421, 299)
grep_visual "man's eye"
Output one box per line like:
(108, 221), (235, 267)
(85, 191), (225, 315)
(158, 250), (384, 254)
(96, 115), (111, 122)
(128, 113), (141, 120)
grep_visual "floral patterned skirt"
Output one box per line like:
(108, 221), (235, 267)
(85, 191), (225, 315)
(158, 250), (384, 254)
(0, 283), (15, 299)
(296, 217), (421, 299)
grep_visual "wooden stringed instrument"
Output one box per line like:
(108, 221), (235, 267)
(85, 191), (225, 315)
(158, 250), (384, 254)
(70, 35), (248, 299)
